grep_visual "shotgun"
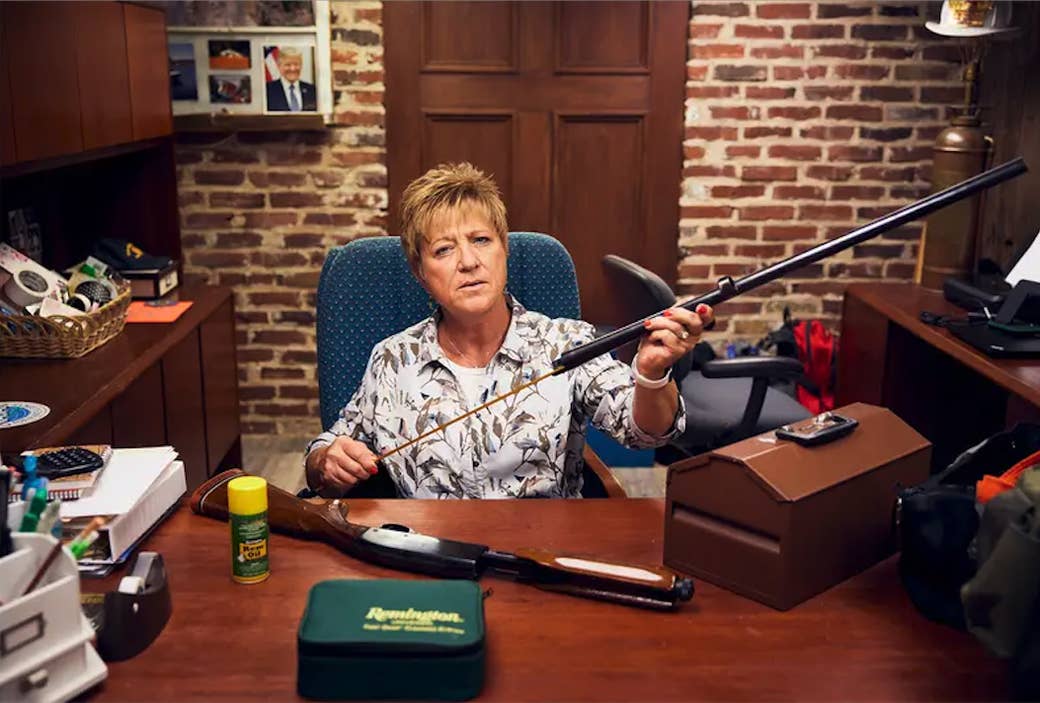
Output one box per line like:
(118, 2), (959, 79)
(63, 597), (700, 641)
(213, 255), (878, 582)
(375, 158), (1029, 460)
(191, 469), (694, 610)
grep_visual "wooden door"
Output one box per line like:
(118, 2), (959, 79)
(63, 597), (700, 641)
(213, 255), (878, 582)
(75, 1), (133, 150)
(386, 1), (687, 325)
(124, 3), (173, 140)
(3, 2), (83, 162)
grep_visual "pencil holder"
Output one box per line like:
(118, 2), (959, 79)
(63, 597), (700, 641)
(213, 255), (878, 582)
(0, 532), (107, 702)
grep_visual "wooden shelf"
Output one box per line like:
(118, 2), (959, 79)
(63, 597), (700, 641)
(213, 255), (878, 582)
(173, 113), (327, 132)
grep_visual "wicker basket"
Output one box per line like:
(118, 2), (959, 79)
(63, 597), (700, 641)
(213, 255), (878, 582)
(0, 283), (132, 359)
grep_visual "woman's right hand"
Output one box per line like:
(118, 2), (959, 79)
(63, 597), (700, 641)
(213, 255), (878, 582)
(307, 436), (379, 493)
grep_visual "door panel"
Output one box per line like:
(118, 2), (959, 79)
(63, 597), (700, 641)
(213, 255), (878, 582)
(422, 2), (517, 72)
(553, 114), (645, 312)
(75, 1), (133, 150)
(422, 113), (515, 207)
(555, 2), (649, 73)
(125, 3), (172, 140)
(387, 1), (687, 324)
(4, 2), (82, 161)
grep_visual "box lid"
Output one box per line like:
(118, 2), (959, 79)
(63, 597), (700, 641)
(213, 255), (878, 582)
(702, 403), (930, 502)
(298, 579), (484, 657)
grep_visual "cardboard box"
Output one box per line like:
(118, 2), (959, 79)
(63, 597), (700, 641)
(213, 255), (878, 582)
(664, 403), (930, 610)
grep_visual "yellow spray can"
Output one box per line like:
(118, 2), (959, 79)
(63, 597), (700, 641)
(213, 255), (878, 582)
(227, 476), (270, 584)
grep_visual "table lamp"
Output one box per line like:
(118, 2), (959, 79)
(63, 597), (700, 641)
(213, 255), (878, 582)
(916, 0), (1018, 290)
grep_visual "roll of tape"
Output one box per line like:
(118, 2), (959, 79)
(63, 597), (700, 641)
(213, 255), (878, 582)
(73, 278), (114, 306)
(118, 575), (145, 594)
(4, 269), (49, 307)
(66, 293), (92, 313)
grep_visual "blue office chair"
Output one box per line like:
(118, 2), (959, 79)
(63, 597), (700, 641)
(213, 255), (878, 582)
(314, 232), (625, 498)
(602, 255), (811, 461)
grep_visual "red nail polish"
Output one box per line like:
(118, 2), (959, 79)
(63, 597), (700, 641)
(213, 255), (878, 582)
(644, 320), (652, 328)
(369, 466), (378, 475)
(697, 304), (708, 314)
(663, 310), (672, 317)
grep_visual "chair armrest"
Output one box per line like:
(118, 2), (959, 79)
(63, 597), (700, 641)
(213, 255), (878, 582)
(701, 356), (803, 380)
(582, 445), (628, 498)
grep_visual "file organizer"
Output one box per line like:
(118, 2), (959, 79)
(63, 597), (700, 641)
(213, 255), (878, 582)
(0, 532), (107, 702)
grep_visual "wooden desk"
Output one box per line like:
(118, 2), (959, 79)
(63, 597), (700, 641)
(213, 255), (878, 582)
(839, 282), (1040, 470)
(0, 285), (240, 488)
(88, 499), (1006, 702)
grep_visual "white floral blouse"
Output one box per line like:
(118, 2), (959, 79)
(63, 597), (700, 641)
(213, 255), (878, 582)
(306, 295), (685, 498)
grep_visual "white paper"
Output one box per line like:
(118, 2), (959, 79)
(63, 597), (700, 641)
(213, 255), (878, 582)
(1006, 230), (1040, 286)
(60, 446), (178, 518)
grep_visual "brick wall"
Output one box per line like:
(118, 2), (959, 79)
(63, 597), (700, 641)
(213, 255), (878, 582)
(175, 1), (386, 436)
(681, 1), (961, 342)
(175, 0), (962, 437)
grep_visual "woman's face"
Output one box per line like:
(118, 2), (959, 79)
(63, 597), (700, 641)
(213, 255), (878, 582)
(417, 204), (507, 322)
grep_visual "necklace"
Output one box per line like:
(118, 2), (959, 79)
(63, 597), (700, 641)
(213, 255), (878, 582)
(440, 328), (492, 368)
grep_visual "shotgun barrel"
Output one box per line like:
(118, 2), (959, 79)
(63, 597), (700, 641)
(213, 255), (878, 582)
(553, 157), (1028, 372)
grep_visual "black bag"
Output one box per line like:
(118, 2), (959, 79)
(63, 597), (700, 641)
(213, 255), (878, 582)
(897, 423), (1040, 629)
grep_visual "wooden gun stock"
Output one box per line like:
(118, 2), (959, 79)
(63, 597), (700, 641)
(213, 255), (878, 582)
(191, 470), (693, 610)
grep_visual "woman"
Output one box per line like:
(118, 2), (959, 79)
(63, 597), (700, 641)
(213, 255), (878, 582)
(305, 162), (714, 498)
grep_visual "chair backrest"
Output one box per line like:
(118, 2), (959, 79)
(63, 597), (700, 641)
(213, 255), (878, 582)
(317, 232), (581, 429)
(601, 255), (679, 365)
(602, 254), (677, 317)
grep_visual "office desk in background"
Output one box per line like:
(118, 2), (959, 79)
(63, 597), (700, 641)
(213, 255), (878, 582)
(0, 285), (241, 489)
(88, 499), (1006, 702)
(839, 282), (1040, 471)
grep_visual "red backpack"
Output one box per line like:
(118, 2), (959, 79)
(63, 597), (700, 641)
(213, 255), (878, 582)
(794, 319), (836, 415)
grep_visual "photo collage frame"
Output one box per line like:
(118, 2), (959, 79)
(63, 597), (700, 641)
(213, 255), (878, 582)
(165, 0), (332, 118)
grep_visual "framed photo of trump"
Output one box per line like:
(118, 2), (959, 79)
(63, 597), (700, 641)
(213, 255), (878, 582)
(263, 45), (318, 113)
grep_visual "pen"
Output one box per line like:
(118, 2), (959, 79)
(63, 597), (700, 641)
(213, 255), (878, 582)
(20, 516), (107, 597)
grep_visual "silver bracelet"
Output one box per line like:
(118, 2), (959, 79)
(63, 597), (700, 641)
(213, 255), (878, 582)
(631, 356), (672, 389)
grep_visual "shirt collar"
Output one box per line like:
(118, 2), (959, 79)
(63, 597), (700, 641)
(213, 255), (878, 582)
(416, 292), (529, 368)
(281, 77), (298, 92)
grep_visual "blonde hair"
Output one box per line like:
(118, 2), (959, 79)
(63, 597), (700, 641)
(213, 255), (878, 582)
(399, 162), (508, 272)
(278, 46), (303, 61)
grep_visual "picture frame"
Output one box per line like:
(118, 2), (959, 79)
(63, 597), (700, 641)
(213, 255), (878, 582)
(164, 0), (332, 121)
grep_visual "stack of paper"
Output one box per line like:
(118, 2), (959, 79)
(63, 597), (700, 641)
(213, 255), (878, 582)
(60, 447), (186, 569)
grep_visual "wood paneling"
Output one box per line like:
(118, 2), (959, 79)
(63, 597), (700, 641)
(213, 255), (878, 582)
(124, 3), (172, 140)
(0, 286), (235, 455)
(74, 1), (133, 150)
(162, 330), (208, 489)
(422, 2), (516, 72)
(201, 299), (241, 474)
(387, 1), (688, 324)
(554, 114), (645, 316)
(422, 113), (514, 205)
(65, 407), (114, 447)
(556, 2), (649, 73)
(4, 2), (82, 161)
(0, 11), (15, 167)
(112, 364), (167, 448)
(978, 1), (1040, 273)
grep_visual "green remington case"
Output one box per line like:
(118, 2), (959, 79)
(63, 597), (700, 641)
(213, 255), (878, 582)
(297, 579), (486, 701)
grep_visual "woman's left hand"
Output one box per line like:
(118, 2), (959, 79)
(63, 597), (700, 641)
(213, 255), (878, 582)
(635, 304), (715, 382)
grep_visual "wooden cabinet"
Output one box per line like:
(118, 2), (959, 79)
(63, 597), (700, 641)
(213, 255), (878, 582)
(75, 1), (134, 150)
(0, 1), (171, 167)
(3, 2), (83, 162)
(0, 286), (242, 489)
(0, 23), (16, 166)
(125, 3), (173, 141)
